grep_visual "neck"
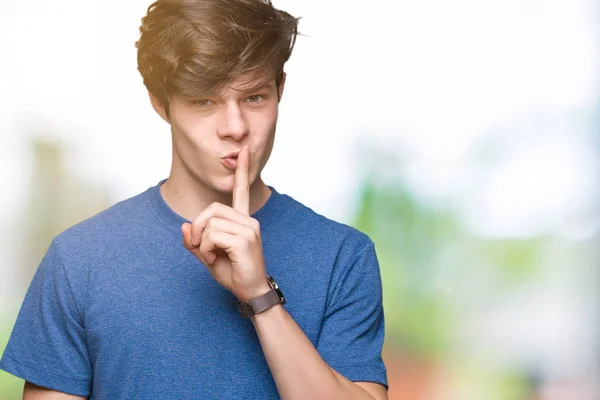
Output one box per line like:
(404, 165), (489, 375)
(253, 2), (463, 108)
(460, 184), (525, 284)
(159, 169), (272, 222)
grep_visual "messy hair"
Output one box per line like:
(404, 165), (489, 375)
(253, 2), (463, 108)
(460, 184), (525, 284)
(135, 0), (299, 112)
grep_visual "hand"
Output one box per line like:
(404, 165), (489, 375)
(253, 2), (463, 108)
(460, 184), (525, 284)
(181, 146), (270, 302)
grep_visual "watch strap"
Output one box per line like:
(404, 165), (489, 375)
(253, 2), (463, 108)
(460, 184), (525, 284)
(251, 289), (281, 314)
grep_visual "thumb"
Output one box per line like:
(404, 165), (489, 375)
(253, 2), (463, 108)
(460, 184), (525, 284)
(182, 223), (212, 266)
(181, 223), (196, 252)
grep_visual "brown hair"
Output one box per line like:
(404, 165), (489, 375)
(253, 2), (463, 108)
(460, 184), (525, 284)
(135, 0), (299, 113)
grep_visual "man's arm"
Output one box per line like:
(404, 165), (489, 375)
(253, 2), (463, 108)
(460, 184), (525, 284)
(252, 304), (388, 400)
(23, 382), (86, 400)
(182, 148), (387, 398)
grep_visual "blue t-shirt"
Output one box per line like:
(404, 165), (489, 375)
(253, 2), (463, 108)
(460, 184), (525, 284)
(0, 181), (387, 399)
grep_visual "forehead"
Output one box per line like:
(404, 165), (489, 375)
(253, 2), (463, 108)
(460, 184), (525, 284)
(175, 71), (277, 102)
(222, 74), (276, 95)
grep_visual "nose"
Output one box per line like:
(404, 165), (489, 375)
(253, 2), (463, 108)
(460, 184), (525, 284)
(217, 102), (249, 141)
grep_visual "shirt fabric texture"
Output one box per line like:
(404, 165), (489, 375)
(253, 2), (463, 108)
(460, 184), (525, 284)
(0, 180), (388, 399)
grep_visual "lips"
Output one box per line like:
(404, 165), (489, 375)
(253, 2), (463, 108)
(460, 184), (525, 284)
(222, 157), (238, 170)
(223, 151), (240, 159)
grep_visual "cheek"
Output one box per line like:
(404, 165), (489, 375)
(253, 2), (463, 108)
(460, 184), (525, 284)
(171, 104), (214, 135)
(170, 125), (215, 172)
(172, 117), (213, 149)
(251, 113), (278, 168)
(171, 123), (195, 152)
(252, 106), (278, 135)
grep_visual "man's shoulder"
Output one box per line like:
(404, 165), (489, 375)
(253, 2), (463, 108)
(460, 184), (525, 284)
(277, 191), (373, 253)
(53, 186), (155, 252)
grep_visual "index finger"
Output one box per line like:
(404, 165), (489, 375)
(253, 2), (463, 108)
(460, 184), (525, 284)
(232, 145), (250, 216)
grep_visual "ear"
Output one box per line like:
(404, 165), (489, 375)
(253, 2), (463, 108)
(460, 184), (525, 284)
(148, 91), (170, 123)
(277, 72), (286, 102)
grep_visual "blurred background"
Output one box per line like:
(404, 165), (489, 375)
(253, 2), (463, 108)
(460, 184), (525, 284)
(1, 0), (599, 399)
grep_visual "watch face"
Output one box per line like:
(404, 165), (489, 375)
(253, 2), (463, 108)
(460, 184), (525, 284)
(276, 290), (286, 305)
(267, 276), (286, 305)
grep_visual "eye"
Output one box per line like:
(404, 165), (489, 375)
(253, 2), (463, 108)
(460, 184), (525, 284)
(246, 95), (265, 103)
(193, 99), (215, 107)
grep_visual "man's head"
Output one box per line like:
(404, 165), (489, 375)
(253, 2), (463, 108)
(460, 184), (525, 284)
(135, 0), (299, 193)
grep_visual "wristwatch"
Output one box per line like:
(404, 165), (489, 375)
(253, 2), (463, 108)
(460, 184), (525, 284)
(237, 276), (286, 318)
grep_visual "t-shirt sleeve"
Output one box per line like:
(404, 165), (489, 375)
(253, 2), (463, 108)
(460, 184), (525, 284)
(316, 240), (388, 390)
(0, 239), (92, 396)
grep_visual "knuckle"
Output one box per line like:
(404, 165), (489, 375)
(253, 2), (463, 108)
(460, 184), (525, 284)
(199, 248), (210, 261)
(206, 218), (215, 230)
(242, 235), (253, 248)
(250, 218), (261, 232)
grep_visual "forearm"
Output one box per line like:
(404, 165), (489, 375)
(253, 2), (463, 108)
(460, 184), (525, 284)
(23, 382), (86, 400)
(251, 304), (377, 400)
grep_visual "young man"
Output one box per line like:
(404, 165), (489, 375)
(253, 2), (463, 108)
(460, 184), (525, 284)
(0, 0), (388, 399)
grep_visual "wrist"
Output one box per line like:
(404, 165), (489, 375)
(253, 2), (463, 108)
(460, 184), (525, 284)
(250, 302), (283, 322)
(236, 279), (271, 303)
(236, 276), (286, 318)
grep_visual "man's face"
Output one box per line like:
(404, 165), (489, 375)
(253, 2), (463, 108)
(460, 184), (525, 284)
(153, 73), (285, 194)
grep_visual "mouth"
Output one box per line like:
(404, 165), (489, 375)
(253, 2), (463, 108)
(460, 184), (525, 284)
(222, 151), (239, 170)
(223, 151), (240, 160)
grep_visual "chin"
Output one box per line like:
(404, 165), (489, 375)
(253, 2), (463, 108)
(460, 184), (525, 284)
(210, 175), (236, 193)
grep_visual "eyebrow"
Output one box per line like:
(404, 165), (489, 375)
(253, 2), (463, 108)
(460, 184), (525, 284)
(240, 81), (274, 93)
(195, 81), (274, 100)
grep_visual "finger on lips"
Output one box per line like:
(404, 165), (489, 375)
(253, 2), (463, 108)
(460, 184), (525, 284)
(233, 145), (250, 216)
(183, 145), (254, 264)
(190, 144), (253, 246)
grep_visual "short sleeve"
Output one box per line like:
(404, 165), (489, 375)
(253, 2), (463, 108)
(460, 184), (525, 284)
(316, 241), (388, 389)
(0, 239), (92, 396)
